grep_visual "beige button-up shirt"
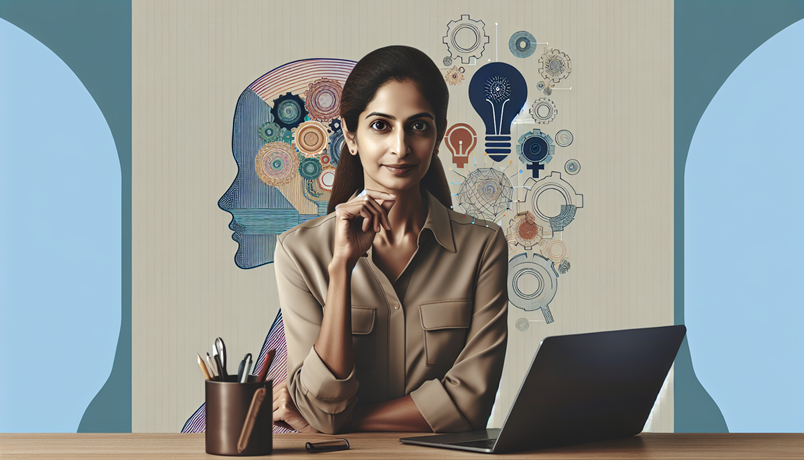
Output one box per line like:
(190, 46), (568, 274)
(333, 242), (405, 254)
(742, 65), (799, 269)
(275, 188), (508, 434)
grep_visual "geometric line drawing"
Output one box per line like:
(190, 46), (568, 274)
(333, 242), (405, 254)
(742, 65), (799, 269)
(564, 159), (581, 175)
(530, 97), (557, 124)
(293, 121), (329, 157)
(555, 129), (574, 147)
(557, 259), (571, 274)
(509, 30), (537, 58)
(539, 48), (572, 84)
(523, 171), (584, 232)
(258, 121), (281, 143)
(457, 167), (514, 223)
(508, 252), (558, 323)
(443, 14), (490, 64)
(517, 129), (555, 178)
(549, 205), (577, 231)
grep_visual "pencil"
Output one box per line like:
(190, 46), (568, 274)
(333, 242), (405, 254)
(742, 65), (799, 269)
(257, 349), (276, 382)
(197, 353), (212, 380)
(206, 353), (218, 379)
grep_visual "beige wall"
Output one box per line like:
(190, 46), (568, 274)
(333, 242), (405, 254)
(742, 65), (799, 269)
(132, 0), (673, 433)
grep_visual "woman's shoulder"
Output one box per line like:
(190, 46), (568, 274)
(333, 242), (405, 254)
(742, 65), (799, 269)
(277, 213), (337, 251)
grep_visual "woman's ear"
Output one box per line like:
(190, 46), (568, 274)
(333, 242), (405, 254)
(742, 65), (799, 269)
(343, 129), (358, 155)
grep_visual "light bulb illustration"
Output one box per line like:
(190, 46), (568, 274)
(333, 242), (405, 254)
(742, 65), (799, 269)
(468, 62), (528, 162)
(444, 123), (477, 168)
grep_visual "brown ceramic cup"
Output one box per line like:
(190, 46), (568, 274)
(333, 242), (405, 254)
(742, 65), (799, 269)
(205, 375), (273, 456)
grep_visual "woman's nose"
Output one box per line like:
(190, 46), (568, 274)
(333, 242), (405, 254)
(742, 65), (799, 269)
(391, 128), (409, 158)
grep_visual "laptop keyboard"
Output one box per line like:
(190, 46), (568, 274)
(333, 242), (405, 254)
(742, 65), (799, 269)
(454, 439), (496, 449)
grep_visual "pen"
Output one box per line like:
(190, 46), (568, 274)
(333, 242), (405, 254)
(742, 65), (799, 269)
(214, 353), (227, 379)
(197, 353), (211, 380)
(237, 353), (252, 383)
(206, 353), (219, 380)
(240, 354), (253, 383)
(237, 387), (267, 454)
(257, 349), (276, 382)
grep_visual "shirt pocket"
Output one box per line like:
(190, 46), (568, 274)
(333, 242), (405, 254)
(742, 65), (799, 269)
(419, 299), (473, 366)
(351, 306), (376, 369)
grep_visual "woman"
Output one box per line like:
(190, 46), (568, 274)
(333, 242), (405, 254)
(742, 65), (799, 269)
(272, 45), (508, 434)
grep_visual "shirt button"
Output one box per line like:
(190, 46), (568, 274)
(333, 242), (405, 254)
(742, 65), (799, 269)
(394, 304), (399, 310)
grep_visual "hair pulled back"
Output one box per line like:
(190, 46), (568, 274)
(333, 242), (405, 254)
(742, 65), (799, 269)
(327, 46), (452, 214)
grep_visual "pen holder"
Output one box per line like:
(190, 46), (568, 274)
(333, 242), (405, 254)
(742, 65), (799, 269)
(206, 376), (273, 456)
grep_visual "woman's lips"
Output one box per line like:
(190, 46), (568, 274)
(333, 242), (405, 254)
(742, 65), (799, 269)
(384, 164), (415, 175)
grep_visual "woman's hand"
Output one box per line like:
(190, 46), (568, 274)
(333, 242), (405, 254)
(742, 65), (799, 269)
(332, 189), (395, 266)
(272, 380), (319, 433)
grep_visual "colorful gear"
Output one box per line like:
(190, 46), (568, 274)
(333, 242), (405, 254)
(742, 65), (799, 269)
(317, 166), (336, 192)
(509, 211), (543, 249)
(507, 252), (559, 323)
(254, 142), (297, 186)
(509, 30), (538, 58)
(292, 121), (329, 157)
(328, 119), (342, 133)
(530, 98), (558, 124)
(443, 14), (490, 64)
(328, 129), (345, 165)
(445, 66), (465, 86)
(517, 129), (555, 178)
(258, 122), (281, 143)
(280, 127), (293, 144)
(271, 92), (308, 130)
(539, 48), (572, 84)
(298, 156), (322, 180)
(304, 78), (342, 122)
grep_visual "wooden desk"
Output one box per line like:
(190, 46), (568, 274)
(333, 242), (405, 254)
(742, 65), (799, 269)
(1, 433), (801, 459)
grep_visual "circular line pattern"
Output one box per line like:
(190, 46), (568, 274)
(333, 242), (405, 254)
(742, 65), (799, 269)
(254, 142), (297, 186)
(485, 75), (512, 102)
(271, 92), (308, 130)
(530, 98), (558, 124)
(565, 159), (581, 175)
(541, 239), (568, 262)
(555, 129), (574, 147)
(298, 157), (323, 180)
(304, 78), (342, 122)
(509, 30), (537, 58)
(507, 253), (558, 318)
(317, 168), (336, 192)
(293, 121), (329, 157)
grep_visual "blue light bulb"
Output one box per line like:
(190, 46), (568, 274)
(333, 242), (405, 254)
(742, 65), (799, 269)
(468, 62), (528, 162)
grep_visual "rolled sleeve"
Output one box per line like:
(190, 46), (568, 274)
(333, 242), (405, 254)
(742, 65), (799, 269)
(275, 235), (359, 434)
(411, 226), (509, 432)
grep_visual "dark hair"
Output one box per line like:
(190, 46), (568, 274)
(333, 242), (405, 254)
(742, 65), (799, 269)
(327, 46), (452, 214)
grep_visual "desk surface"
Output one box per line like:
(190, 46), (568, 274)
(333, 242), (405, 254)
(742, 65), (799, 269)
(1, 433), (802, 459)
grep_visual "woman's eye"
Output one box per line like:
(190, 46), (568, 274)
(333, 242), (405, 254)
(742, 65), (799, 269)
(410, 121), (429, 131)
(369, 120), (389, 131)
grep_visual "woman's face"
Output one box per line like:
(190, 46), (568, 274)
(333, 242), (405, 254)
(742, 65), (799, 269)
(344, 80), (438, 194)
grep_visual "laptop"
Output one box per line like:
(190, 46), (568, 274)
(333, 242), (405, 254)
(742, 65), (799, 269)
(400, 325), (686, 454)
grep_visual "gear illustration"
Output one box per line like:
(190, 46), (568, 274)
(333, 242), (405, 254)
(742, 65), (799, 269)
(509, 30), (538, 58)
(541, 239), (569, 262)
(254, 142), (298, 187)
(515, 318), (530, 331)
(271, 92), (308, 130)
(280, 127), (293, 144)
(508, 252), (559, 323)
(304, 78), (342, 122)
(539, 48), (572, 84)
(443, 56), (453, 67)
(555, 129), (574, 147)
(557, 259), (571, 274)
(457, 167), (514, 223)
(328, 118), (342, 133)
(298, 156), (322, 181)
(543, 86), (553, 96)
(509, 211), (544, 249)
(258, 121), (281, 143)
(328, 128), (345, 165)
(443, 14), (490, 64)
(517, 129), (555, 178)
(523, 171), (584, 232)
(445, 66), (465, 86)
(292, 121), (329, 157)
(536, 81), (546, 91)
(530, 98), (558, 124)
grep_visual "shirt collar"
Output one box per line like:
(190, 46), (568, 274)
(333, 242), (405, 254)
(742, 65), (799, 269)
(343, 188), (456, 253)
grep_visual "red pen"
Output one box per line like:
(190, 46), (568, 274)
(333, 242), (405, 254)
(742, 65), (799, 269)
(257, 349), (276, 382)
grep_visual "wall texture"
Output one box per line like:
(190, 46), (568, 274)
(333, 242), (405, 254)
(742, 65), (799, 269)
(132, 0), (674, 433)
